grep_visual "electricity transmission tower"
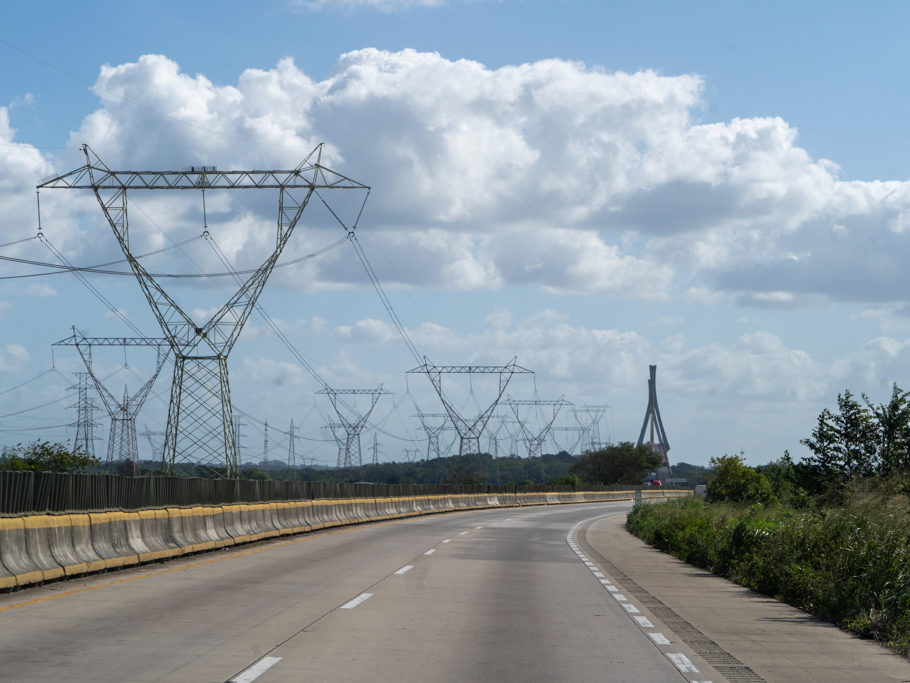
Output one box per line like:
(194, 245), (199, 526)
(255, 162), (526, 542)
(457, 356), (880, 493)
(484, 413), (514, 459)
(262, 419), (270, 471)
(408, 359), (533, 456)
(323, 422), (347, 468)
(637, 365), (672, 476)
(572, 405), (609, 452)
(506, 396), (573, 458)
(370, 432), (381, 465)
(317, 387), (389, 469)
(549, 425), (583, 455)
(142, 425), (165, 461)
(287, 419), (296, 470)
(55, 331), (169, 475)
(413, 412), (452, 461)
(40, 144), (369, 478)
(67, 372), (100, 460)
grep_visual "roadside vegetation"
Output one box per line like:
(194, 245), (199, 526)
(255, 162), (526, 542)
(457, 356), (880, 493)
(628, 383), (910, 654)
(0, 441), (99, 473)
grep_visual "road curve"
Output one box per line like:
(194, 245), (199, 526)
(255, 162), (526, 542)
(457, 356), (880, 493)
(0, 502), (708, 682)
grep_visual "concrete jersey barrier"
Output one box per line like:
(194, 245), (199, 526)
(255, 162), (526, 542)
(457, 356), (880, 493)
(0, 488), (691, 590)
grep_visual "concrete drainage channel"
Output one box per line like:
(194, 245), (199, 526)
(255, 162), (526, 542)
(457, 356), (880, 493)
(569, 515), (766, 683)
(0, 489), (692, 591)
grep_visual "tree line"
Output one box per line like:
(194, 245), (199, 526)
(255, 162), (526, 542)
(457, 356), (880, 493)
(801, 384), (910, 478)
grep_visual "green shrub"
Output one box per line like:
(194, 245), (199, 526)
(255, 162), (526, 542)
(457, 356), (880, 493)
(706, 454), (775, 504)
(627, 494), (910, 654)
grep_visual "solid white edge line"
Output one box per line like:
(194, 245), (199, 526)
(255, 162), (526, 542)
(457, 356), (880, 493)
(230, 656), (282, 683)
(667, 653), (699, 673)
(340, 593), (373, 609)
(395, 565), (414, 575)
(571, 515), (707, 676)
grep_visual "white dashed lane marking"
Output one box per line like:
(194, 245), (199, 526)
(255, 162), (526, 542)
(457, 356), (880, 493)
(230, 657), (282, 683)
(394, 565), (414, 575)
(424, 549), (436, 555)
(340, 593), (373, 610)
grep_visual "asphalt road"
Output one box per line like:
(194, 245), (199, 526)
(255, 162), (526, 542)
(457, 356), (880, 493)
(0, 502), (706, 682)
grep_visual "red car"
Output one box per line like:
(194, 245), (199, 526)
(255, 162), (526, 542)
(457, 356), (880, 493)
(649, 479), (663, 487)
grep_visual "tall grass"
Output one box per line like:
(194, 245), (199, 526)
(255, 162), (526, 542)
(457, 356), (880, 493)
(627, 495), (910, 653)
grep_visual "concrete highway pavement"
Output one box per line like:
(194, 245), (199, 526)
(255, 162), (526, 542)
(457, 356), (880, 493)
(1, 501), (909, 682)
(0, 502), (707, 682)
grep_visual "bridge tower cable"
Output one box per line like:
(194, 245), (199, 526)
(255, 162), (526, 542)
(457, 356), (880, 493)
(39, 144), (369, 478)
(636, 365), (672, 476)
(55, 330), (169, 474)
(407, 359), (533, 456)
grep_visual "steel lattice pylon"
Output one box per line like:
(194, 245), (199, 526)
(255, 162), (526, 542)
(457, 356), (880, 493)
(318, 387), (389, 469)
(408, 359), (533, 456)
(287, 419), (296, 471)
(506, 395), (573, 459)
(55, 330), (169, 475)
(549, 426), (583, 455)
(413, 412), (452, 461)
(40, 144), (369, 477)
(68, 372), (100, 460)
(572, 405), (609, 453)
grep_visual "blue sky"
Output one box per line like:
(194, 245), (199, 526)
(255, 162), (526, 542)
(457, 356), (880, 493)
(2, 0), (910, 470)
